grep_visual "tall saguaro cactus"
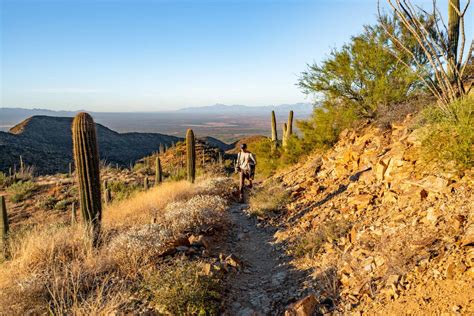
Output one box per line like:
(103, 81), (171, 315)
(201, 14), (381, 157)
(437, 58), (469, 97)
(155, 157), (162, 185)
(448, 0), (460, 80)
(1, 196), (9, 257)
(72, 112), (102, 245)
(271, 111), (278, 148)
(287, 110), (294, 138)
(186, 129), (196, 183)
(282, 123), (288, 148)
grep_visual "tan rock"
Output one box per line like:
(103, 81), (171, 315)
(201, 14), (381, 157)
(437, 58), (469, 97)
(285, 294), (318, 316)
(349, 194), (373, 210)
(461, 223), (474, 246)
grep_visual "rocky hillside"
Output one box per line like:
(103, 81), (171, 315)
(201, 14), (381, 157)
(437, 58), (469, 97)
(260, 119), (473, 314)
(0, 116), (181, 175)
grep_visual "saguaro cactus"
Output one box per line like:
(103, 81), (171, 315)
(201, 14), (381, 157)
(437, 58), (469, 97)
(19, 156), (24, 174)
(155, 157), (162, 185)
(144, 176), (149, 190)
(72, 112), (102, 245)
(282, 123), (288, 148)
(0, 195), (8, 245)
(71, 202), (77, 224)
(186, 129), (196, 183)
(287, 110), (294, 137)
(448, 0), (460, 80)
(271, 110), (278, 143)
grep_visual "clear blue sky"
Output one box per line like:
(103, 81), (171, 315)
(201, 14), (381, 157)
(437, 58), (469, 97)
(0, 0), (464, 111)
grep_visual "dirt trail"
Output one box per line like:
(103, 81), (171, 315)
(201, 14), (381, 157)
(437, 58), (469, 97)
(222, 203), (311, 315)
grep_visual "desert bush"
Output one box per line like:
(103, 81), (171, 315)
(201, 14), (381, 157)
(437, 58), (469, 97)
(419, 96), (473, 168)
(107, 181), (140, 202)
(298, 18), (427, 120)
(297, 102), (358, 153)
(7, 181), (38, 203)
(38, 195), (57, 210)
(249, 182), (289, 217)
(247, 138), (282, 177)
(142, 259), (221, 315)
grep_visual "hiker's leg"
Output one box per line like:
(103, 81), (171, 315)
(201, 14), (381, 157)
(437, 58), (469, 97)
(239, 171), (245, 201)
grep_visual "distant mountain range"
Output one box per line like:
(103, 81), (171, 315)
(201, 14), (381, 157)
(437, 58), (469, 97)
(0, 103), (314, 130)
(0, 116), (181, 175)
(177, 103), (314, 114)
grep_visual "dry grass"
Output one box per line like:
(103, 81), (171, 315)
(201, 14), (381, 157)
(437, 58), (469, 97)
(0, 176), (234, 314)
(248, 181), (289, 217)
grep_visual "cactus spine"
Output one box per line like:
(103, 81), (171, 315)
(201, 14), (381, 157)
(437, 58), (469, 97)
(1, 196), (9, 258)
(186, 129), (196, 183)
(72, 112), (102, 245)
(155, 157), (162, 185)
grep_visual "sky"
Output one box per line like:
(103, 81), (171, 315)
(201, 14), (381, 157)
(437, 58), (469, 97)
(0, 0), (469, 111)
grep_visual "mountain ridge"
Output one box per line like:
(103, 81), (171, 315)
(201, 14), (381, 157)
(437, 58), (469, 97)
(0, 115), (182, 175)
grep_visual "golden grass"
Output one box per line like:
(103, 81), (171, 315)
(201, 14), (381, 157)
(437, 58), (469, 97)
(103, 180), (197, 228)
(0, 176), (235, 314)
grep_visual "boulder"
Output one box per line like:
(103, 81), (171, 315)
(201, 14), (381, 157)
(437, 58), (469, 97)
(285, 294), (318, 316)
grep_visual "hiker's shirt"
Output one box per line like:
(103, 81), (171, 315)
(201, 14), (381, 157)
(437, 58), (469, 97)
(237, 152), (256, 172)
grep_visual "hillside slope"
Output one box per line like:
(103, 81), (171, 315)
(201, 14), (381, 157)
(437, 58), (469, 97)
(0, 116), (181, 175)
(261, 119), (473, 314)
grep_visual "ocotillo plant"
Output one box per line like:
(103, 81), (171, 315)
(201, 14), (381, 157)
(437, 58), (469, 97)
(155, 157), (162, 185)
(1, 196), (9, 258)
(159, 143), (165, 155)
(72, 112), (102, 246)
(186, 129), (196, 183)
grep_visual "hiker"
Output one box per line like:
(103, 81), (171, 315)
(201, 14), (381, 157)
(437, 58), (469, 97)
(235, 143), (257, 202)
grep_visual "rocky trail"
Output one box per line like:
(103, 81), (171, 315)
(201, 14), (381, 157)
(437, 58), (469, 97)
(222, 202), (312, 315)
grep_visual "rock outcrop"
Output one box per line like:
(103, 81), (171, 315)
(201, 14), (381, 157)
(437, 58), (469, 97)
(272, 118), (473, 314)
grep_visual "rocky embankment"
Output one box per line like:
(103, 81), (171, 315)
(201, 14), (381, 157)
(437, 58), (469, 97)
(270, 119), (473, 314)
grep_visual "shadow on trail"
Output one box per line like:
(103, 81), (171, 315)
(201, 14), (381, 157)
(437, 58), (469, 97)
(287, 167), (372, 224)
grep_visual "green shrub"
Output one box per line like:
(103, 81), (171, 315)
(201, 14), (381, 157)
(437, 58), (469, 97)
(7, 181), (38, 203)
(142, 259), (221, 315)
(247, 138), (282, 178)
(419, 96), (473, 169)
(107, 181), (140, 202)
(38, 196), (57, 210)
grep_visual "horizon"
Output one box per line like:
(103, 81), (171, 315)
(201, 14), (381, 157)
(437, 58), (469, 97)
(2, 0), (385, 112)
